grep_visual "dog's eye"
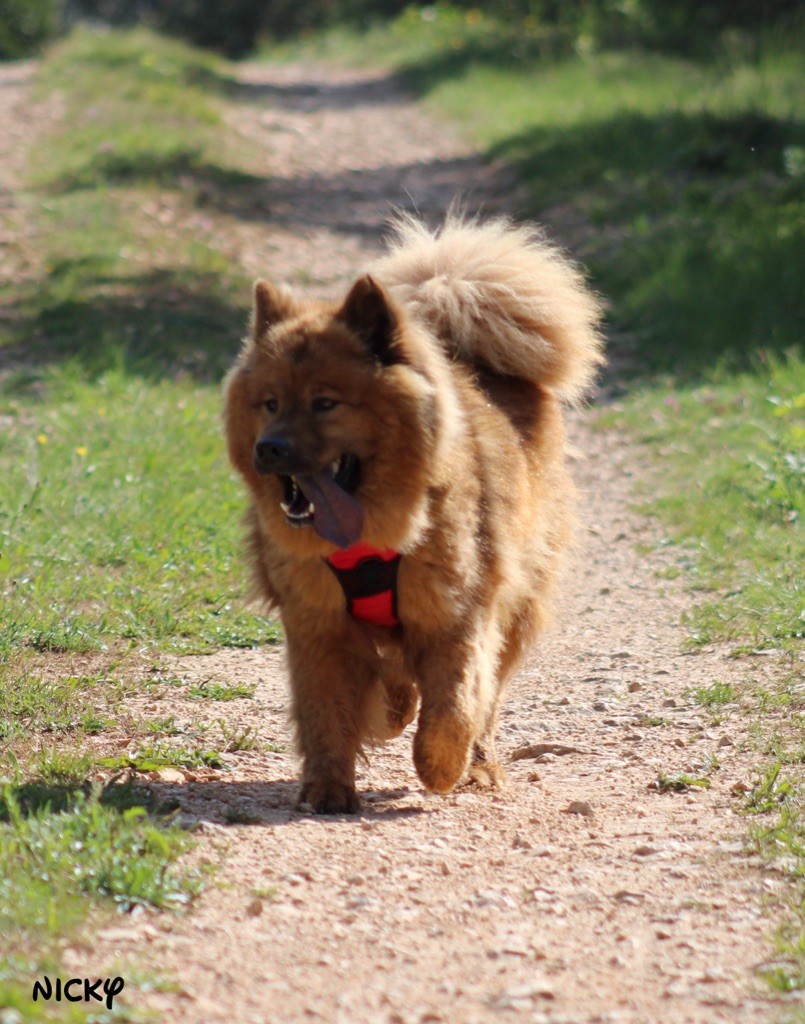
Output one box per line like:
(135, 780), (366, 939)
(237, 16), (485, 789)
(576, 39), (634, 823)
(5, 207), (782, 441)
(264, 398), (278, 413)
(312, 397), (339, 413)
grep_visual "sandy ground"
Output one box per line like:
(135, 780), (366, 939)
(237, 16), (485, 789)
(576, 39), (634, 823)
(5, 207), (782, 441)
(1, 57), (800, 1024)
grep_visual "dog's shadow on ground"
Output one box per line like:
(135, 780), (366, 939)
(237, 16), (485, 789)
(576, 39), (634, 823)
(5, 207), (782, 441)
(144, 778), (430, 827)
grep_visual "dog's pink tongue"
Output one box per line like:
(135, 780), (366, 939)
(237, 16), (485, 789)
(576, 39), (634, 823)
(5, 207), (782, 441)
(296, 472), (364, 550)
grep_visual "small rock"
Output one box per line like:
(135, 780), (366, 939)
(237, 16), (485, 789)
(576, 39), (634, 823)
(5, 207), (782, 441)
(510, 742), (584, 762)
(662, 698), (677, 708)
(196, 820), (227, 834)
(512, 833), (532, 850)
(564, 801), (594, 818)
(345, 895), (371, 911)
(700, 969), (729, 983)
(592, 700), (609, 711)
(527, 771), (542, 783)
(346, 873), (366, 886)
(633, 843), (659, 856)
(452, 792), (478, 805)
(718, 735), (734, 748)
(628, 681), (642, 693)
(613, 890), (646, 904)
(97, 926), (138, 943)
(245, 899), (263, 918)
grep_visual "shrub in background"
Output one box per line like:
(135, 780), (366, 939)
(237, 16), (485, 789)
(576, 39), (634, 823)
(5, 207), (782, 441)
(0, 0), (61, 58)
(1, 1), (802, 62)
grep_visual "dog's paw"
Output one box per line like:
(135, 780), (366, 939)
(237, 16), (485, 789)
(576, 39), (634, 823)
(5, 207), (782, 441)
(413, 715), (473, 794)
(296, 779), (361, 815)
(465, 760), (508, 790)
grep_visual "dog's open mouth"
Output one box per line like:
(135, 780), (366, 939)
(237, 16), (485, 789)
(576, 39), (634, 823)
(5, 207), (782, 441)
(279, 454), (363, 549)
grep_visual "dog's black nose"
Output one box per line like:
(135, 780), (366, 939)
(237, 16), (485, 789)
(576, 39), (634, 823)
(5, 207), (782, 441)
(254, 434), (293, 474)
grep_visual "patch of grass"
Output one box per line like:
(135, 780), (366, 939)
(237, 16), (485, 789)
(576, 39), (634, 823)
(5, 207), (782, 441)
(143, 715), (183, 736)
(250, 885), (277, 900)
(745, 758), (805, 992)
(687, 681), (739, 707)
(31, 747), (98, 786)
(746, 762), (796, 815)
(652, 771), (712, 793)
(0, 323), (277, 662)
(99, 743), (226, 772)
(188, 680), (256, 701)
(609, 355), (804, 656)
(219, 722), (262, 753)
(31, 28), (224, 191)
(0, 779), (201, 1020)
(1, 30), (282, 660)
(635, 714), (670, 728)
(0, 672), (119, 740)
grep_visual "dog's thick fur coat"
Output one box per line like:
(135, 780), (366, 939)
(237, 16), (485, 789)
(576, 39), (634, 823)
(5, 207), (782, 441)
(224, 215), (603, 813)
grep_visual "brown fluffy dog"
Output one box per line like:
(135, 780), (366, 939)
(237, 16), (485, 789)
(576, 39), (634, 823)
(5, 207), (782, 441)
(224, 215), (603, 813)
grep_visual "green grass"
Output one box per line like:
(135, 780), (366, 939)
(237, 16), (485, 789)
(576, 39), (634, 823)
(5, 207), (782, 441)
(610, 356), (803, 656)
(1, 369), (278, 658)
(745, 757), (805, 993)
(0, 29), (279, 660)
(0, 29), (280, 1017)
(652, 771), (712, 793)
(0, 779), (201, 1022)
(99, 743), (226, 773)
(188, 680), (256, 701)
(686, 681), (739, 707)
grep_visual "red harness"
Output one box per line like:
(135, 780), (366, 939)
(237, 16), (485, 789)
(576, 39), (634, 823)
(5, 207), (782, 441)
(324, 542), (402, 627)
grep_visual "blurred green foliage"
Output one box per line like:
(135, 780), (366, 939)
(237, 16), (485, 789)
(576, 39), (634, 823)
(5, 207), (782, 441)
(1, 0), (801, 60)
(0, 0), (60, 58)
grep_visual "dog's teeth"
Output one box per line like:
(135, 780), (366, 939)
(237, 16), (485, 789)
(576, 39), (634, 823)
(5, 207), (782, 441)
(331, 459), (340, 475)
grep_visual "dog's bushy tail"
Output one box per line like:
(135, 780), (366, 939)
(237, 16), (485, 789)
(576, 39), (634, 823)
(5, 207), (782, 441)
(373, 213), (605, 403)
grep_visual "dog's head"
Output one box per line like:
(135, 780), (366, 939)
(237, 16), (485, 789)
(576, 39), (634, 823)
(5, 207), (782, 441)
(224, 276), (450, 554)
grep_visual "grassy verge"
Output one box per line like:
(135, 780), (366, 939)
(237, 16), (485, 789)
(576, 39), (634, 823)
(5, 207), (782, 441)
(0, 28), (280, 1018)
(1, 28), (278, 660)
(270, 1), (805, 991)
(0, 778), (201, 1022)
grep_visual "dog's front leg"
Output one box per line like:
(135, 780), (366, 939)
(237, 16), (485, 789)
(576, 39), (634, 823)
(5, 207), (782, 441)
(285, 623), (370, 814)
(411, 628), (493, 794)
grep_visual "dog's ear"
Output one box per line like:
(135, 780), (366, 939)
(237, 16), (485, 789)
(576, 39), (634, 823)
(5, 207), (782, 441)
(338, 275), (404, 365)
(252, 280), (297, 340)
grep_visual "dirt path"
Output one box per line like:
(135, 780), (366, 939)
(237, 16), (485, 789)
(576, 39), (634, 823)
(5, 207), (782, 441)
(4, 58), (796, 1024)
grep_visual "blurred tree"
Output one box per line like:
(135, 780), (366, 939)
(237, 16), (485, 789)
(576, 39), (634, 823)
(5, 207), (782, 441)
(0, 0), (60, 58)
(2, 0), (801, 61)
